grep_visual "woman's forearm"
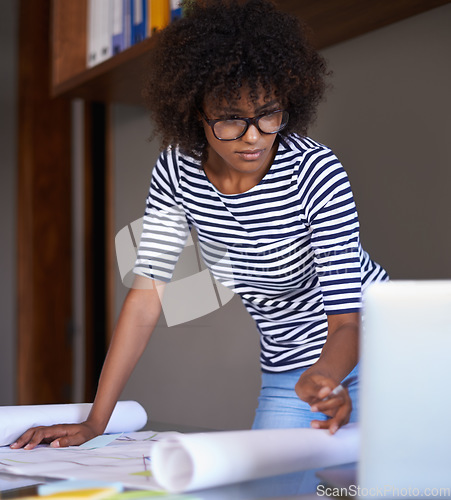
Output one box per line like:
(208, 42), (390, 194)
(86, 279), (164, 432)
(310, 312), (360, 383)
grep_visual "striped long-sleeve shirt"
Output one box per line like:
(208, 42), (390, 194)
(134, 134), (388, 372)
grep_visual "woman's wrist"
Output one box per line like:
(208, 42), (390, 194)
(84, 417), (107, 436)
(302, 361), (340, 385)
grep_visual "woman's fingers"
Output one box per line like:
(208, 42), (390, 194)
(10, 423), (98, 450)
(311, 386), (347, 414)
(310, 387), (352, 434)
(10, 426), (59, 450)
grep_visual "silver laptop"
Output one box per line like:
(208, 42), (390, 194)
(359, 281), (451, 497)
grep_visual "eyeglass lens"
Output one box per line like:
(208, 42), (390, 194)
(214, 110), (288, 140)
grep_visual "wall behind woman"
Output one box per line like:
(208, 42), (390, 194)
(114, 3), (451, 430)
(311, 3), (451, 280)
(0, 0), (18, 405)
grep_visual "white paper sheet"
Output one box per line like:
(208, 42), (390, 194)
(151, 423), (359, 493)
(0, 401), (147, 446)
(0, 431), (166, 491)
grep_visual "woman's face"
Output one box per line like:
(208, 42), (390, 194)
(201, 89), (282, 179)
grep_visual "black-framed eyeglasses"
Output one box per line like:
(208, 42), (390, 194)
(200, 109), (289, 141)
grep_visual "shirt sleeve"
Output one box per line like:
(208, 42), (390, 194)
(300, 147), (362, 314)
(133, 149), (190, 283)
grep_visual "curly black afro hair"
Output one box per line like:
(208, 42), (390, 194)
(143, 0), (329, 163)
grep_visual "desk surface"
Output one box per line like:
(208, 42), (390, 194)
(0, 464), (356, 500)
(0, 471), (336, 500)
(0, 423), (354, 499)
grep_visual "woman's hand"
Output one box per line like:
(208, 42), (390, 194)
(295, 370), (352, 434)
(294, 312), (359, 434)
(9, 421), (102, 450)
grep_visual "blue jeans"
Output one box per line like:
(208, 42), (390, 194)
(252, 364), (359, 430)
(250, 364), (359, 494)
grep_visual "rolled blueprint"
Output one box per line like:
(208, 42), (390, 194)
(151, 423), (358, 493)
(0, 401), (147, 446)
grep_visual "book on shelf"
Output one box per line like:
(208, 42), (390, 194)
(148, 0), (170, 35)
(87, 0), (113, 68)
(170, 0), (183, 22)
(112, 0), (131, 55)
(87, 0), (177, 68)
(131, 0), (147, 45)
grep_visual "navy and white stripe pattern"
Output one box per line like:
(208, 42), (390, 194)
(134, 134), (388, 372)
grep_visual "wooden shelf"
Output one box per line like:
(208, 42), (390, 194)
(51, 0), (450, 105)
(52, 36), (158, 106)
(51, 0), (158, 105)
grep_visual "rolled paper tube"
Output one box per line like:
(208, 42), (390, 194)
(0, 401), (147, 446)
(151, 423), (359, 493)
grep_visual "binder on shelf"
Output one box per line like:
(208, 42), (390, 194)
(124, 0), (132, 50)
(131, 0), (147, 45)
(87, 0), (113, 68)
(87, 0), (98, 67)
(112, 0), (130, 55)
(147, 0), (170, 36)
(170, 0), (183, 22)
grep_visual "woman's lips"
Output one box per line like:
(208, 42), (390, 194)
(236, 149), (264, 161)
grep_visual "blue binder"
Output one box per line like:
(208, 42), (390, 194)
(112, 0), (129, 55)
(130, 0), (147, 45)
(170, 0), (182, 22)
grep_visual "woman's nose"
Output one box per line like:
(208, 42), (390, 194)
(241, 123), (260, 143)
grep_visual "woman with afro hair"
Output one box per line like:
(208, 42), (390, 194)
(14, 0), (387, 449)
